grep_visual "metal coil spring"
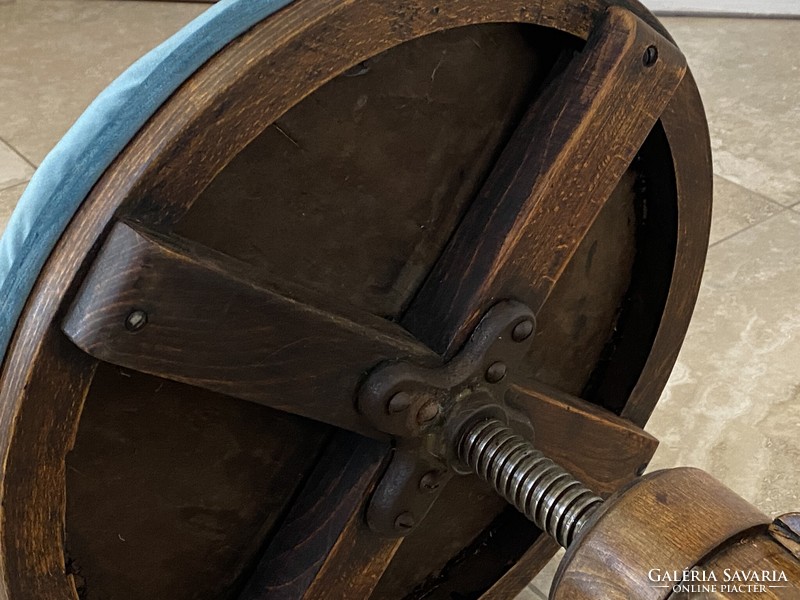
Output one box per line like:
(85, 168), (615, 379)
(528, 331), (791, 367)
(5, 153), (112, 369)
(458, 418), (603, 548)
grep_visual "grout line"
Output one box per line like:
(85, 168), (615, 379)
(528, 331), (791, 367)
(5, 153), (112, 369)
(714, 173), (788, 212)
(525, 585), (549, 600)
(0, 136), (38, 171)
(709, 206), (789, 249)
(0, 180), (30, 195)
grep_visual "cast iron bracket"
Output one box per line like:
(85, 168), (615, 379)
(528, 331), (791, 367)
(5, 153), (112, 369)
(358, 301), (537, 537)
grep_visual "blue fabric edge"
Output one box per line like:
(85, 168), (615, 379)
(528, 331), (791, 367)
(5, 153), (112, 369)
(0, 0), (295, 367)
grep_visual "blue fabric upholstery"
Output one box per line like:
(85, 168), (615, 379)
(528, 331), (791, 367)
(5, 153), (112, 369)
(0, 0), (295, 366)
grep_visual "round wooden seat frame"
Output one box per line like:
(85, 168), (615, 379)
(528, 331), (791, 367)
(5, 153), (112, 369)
(0, 1), (711, 598)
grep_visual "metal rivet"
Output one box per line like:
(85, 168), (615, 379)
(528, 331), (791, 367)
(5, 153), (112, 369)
(395, 512), (416, 530)
(643, 45), (658, 67)
(388, 392), (412, 414)
(416, 400), (441, 426)
(485, 361), (507, 383)
(512, 319), (534, 342)
(125, 309), (148, 332)
(420, 471), (443, 492)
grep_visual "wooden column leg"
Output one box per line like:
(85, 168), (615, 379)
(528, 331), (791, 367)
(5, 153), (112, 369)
(550, 468), (777, 600)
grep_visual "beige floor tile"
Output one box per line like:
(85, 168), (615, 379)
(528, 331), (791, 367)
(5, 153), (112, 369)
(514, 584), (547, 600)
(0, 139), (34, 189)
(647, 211), (800, 517)
(0, 0), (206, 166)
(710, 175), (784, 245)
(0, 181), (28, 238)
(662, 18), (800, 206)
(522, 549), (565, 599)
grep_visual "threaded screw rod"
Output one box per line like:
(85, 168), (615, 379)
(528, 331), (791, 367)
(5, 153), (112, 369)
(458, 418), (603, 548)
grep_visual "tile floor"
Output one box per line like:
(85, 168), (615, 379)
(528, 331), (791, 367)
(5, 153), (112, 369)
(0, 3), (797, 599)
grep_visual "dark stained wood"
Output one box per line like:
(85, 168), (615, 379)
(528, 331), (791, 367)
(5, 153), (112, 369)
(393, 507), (544, 600)
(239, 433), (399, 600)
(176, 23), (644, 600)
(0, 1), (713, 598)
(0, 329), (96, 600)
(372, 476), (519, 600)
(117, 0), (674, 231)
(580, 122), (680, 417)
(176, 23), (553, 319)
(527, 169), (637, 395)
(398, 374), (658, 600)
(551, 468), (771, 600)
(65, 365), (330, 600)
(620, 70), (713, 426)
(509, 380), (658, 497)
(62, 222), (437, 438)
(89, 0), (702, 447)
(401, 7), (687, 356)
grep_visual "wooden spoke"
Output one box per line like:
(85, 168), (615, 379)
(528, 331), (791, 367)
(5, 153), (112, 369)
(239, 433), (400, 600)
(403, 7), (687, 355)
(62, 222), (438, 438)
(508, 380), (659, 497)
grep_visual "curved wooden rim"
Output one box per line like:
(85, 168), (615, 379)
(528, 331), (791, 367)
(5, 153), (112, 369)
(0, 0), (711, 598)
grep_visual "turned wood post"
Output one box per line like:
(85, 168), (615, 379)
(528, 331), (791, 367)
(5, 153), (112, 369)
(551, 468), (800, 599)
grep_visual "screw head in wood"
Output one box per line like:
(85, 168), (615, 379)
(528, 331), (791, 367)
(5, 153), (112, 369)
(512, 319), (534, 342)
(415, 400), (441, 426)
(485, 361), (507, 383)
(125, 309), (148, 332)
(643, 45), (658, 67)
(388, 391), (412, 414)
(420, 471), (444, 492)
(395, 511), (416, 531)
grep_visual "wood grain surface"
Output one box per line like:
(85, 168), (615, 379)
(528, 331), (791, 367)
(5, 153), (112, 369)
(62, 222), (436, 437)
(552, 468), (771, 600)
(65, 365), (331, 600)
(509, 380), (658, 497)
(670, 530), (800, 599)
(619, 70), (712, 426)
(770, 514), (800, 560)
(239, 433), (397, 600)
